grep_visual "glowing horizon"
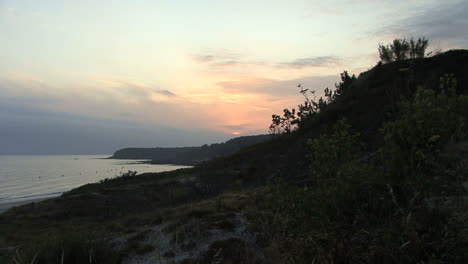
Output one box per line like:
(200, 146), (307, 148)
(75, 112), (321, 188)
(1, 0), (467, 143)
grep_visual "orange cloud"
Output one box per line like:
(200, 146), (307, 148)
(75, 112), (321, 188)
(0, 69), (339, 136)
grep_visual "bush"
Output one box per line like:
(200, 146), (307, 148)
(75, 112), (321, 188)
(269, 71), (356, 134)
(252, 88), (468, 263)
(99, 170), (138, 184)
(307, 119), (362, 184)
(382, 74), (468, 196)
(379, 37), (429, 63)
(253, 120), (395, 263)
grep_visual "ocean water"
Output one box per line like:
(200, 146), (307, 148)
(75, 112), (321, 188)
(0, 155), (190, 205)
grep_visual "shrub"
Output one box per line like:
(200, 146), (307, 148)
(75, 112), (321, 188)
(269, 72), (356, 134)
(253, 89), (468, 263)
(382, 74), (468, 196)
(379, 37), (429, 63)
(99, 170), (138, 184)
(307, 119), (362, 184)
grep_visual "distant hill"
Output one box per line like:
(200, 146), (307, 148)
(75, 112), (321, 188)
(110, 134), (272, 165)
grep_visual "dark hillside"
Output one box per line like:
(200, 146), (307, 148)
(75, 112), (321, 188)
(198, 50), (468, 185)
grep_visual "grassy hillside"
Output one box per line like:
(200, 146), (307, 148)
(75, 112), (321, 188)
(199, 50), (468, 184)
(0, 50), (467, 264)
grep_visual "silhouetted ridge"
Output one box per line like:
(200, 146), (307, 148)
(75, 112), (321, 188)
(111, 134), (272, 165)
(200, 50), (468, 184)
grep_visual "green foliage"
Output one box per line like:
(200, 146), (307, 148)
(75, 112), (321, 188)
(379, 37), (429, 63)
(308, 119), (362, 183)
(255, 120), (385, 263)
(382, 74), (468, 195)
(254, 75), (468, 263)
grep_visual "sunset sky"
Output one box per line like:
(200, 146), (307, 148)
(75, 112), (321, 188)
(1, 0), (467, 154)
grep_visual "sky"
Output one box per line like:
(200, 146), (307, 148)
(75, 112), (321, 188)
(1, 0), (467, 154)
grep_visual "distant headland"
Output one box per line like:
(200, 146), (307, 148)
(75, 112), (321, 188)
(110, 134), (273, 165)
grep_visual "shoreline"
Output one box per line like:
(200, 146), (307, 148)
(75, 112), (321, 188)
(0, 198), (50, 214)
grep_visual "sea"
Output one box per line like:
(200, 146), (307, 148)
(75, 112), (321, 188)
(0, 155), (190, 207)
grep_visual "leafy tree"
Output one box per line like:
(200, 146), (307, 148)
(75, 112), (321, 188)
(268, 109), (296, 134)
(392, 38), (410, 61)
(332, 71), (356, 99)
(378, 43), (394, 63)
(409, 37), (429, 59)
(295, 83), (325, 122)
(296, 84), (315, 121)
(269, 114), (282, 134)
(269, 72), (356, 134)
(379, 37), (429, 63)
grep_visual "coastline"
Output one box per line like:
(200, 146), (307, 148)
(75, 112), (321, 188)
(0, 156), (187, 217)
(0, 198), (49, 214)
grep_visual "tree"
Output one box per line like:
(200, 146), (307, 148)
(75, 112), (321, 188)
(268, 108), (296, 134)
(378, 37), (429, 64)
(269, 72), (356, 134)
(409, 37), (429, 59)
(332, 71), (356, 99)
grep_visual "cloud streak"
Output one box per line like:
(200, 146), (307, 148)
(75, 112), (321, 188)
(0, 73), (276, 137)
(279, 56), (341, 69)
(190, 50), (244, 67)
(191, 55), (215, 62)
(94, 78), (176, 98)
(191, 51), (341, 72)
(1, 56), (344, 147)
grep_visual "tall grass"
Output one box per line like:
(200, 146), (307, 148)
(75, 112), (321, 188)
(9, 231), (119, 264)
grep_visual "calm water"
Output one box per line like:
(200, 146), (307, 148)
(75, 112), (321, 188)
(0, 155), (190, 205)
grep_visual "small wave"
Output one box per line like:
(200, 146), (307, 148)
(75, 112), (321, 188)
(114, 161), (150, 165)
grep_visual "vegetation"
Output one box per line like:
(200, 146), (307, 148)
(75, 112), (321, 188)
(253, 42), (468, 263)
(1, 40), (467, 263)
(269, 71), (356, 134)
(378, 37), (429, 63)
(98, 170), (138, 184)
(9, 231), (119, 264)
(254, 94), (467, 263)
(382, 74), (467, 196)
